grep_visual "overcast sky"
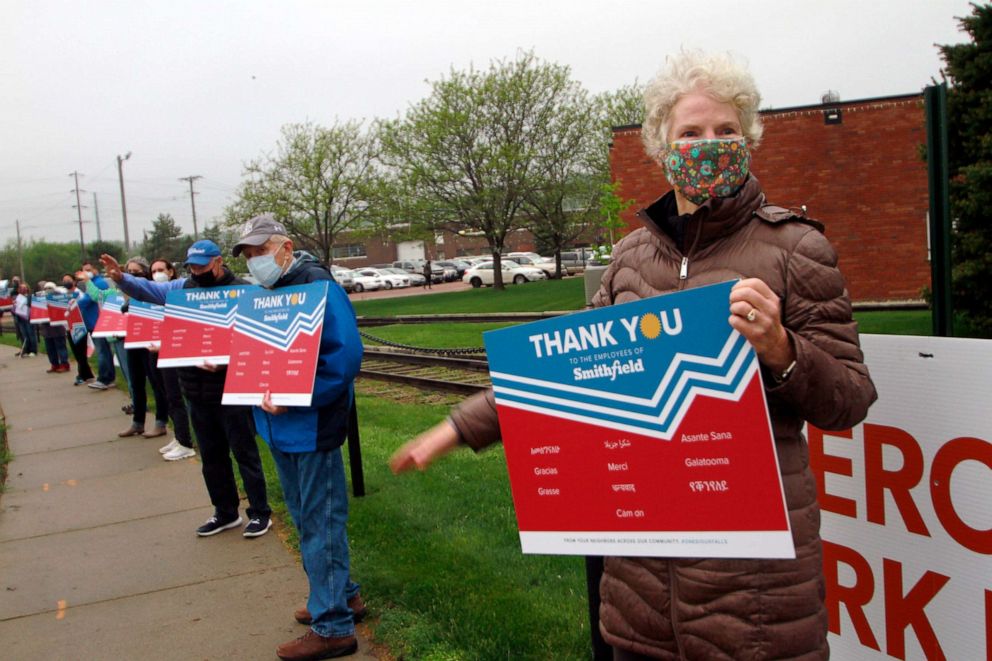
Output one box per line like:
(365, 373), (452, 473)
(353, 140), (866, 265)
(0, 0), (975, 250)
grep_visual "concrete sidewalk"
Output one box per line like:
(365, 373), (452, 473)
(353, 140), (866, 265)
(0, 347), (378, 660)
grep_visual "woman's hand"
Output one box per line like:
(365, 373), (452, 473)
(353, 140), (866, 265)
(729, 278), (795, 373)
(261, 389), (287, 415)
(389, 420), (460, 474)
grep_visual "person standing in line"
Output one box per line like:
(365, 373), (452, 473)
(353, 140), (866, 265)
(38, 281), (70, 373)
(101, 241), (272, 537)
(147, 257), (196, 461)
(233, 214), (365, 661)
(76, 261), (117, 391)
(61, 273), (96, 386)
(13, 283), (37, 357)
(115, 257), (170, 439)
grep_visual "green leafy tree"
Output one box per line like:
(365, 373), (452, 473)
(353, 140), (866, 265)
(85, 240), (126, 265)
(381, 51), (581, 289)
(139, 213), (188, 264)
(224, 120), (382, 265)
(0, 240), (83, 288)
(526, 83), (645, 277)
(940, 2), (992, 337)
(202, 222), (247, 274)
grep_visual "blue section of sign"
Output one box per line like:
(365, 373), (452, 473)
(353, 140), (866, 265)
(103, 294), (125, 314)
(127, 298), (165, 320)
(164, 285), (248, 327)
(484, 281), (757, 439)
(233, 282), (328, 352)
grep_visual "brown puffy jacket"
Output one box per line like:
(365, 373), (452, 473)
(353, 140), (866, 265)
(450, 176), (876, 659)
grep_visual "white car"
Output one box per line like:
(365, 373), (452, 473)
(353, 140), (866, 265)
(462, 260), (548, 287)
(347, 269), (382, 293)
(506, 253), (571, 278)
(383, 267), (426, 286)
(356, 267), (409, 289)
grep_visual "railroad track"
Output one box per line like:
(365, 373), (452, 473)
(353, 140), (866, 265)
(359, 348), (491, 395)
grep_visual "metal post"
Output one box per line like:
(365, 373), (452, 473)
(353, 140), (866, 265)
(117, 152), (132, 251)
(16, 219), (25, 281)
(71, 171), (86, 258)
(924, 83), (953, 337)
(180, 175), (202, 239)
(346, 397), (366, 497)
(93, 192), (102, 242)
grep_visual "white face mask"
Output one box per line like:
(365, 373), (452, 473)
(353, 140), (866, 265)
(152, 272), (170, 283)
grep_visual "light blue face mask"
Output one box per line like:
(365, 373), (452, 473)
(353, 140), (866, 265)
(247, 249), (285, 288)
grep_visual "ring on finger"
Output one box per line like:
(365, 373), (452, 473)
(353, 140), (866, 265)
(746, 308), (757, 322)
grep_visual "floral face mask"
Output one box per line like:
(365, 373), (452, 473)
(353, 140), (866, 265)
(663, 138), (751, 205)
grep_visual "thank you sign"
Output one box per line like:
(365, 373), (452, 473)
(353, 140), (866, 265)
(157, 285), (248, 367)
(484, 281), (792, 558)
(222, 282), (326, 406)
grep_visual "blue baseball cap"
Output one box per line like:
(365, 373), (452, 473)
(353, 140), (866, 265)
(184, 240), (222, 266)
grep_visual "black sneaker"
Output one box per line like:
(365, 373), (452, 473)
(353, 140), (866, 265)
(196, 514), (243, 537)
(243, 516), (272, 538)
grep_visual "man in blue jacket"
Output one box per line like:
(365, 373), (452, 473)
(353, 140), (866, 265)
(233, 213), (364, 661)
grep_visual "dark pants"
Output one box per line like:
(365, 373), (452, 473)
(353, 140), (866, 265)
(127, 348), (168, 428)
(160, 367), (192, 447)
(69, 334), (94, 380)
(15, 317), (37, 354)
(44, 334), (68, 367)
(188, 400), (270, 520)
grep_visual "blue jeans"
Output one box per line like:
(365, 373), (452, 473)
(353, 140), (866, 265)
(269, 445), (359, 637)
(15, 317), (37, 354)
(92, 336), (115, 384)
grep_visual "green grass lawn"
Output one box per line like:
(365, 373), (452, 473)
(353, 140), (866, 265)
(353, 278), (587, 316)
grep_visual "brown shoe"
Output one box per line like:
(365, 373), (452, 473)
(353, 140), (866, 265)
(276, 630), (357, 660)
(142, 426), (167, 438)
(295, 594), (367, 625)
(118, 425), (144, 437)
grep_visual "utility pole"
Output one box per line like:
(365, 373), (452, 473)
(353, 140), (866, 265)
(117, 152), (132, 251)
(16, 219), (25, 281)
(70, 170), (86, 259)
(179, 175), (202, 239)
(93, 192), (102, 241)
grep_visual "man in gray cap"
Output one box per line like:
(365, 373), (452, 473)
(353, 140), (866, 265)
(233, 213), (366, 661)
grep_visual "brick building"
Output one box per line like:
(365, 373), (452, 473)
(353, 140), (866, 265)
(610, 94), (930, 302)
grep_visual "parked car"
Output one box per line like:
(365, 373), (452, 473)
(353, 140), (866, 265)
(436, 260), (470, 278)
(382, 267), (426, 287)
(348, 269), (383, 293)
(557, 249), (595, 273)
(462, 260), (548, 287)
(355, 267), (409, 289)
(393, 259), (444, 283)
(505, 253), (571, 278)
(329, 266), (355, 292)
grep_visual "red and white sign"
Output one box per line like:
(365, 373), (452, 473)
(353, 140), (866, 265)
(92, 293), (127, 338)
(29, 294), (49, 324)
(484, 282), (792, 558)
(123, 299), (164, 349)
(157, 285), (248, 368)
(222, 282), (327, 407)
(817, 334), (992, 660)
(46, 292), (69, 328)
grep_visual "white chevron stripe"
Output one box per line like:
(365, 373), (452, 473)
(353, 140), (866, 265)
(491, 331), (746, 408)
(494, 359), (759, 440)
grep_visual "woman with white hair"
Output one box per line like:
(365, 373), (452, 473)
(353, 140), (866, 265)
(392, 51), (876, 659)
